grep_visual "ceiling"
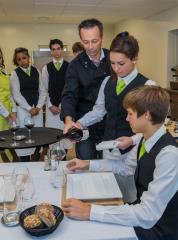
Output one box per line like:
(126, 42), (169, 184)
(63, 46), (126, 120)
(0, 0), (178, 24)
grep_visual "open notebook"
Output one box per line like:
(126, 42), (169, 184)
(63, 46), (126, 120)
(66, 172), (122, 200)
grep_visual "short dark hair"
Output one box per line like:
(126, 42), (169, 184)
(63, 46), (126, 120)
(78, 18), (103, 37)
(49, 39), (63, 49)
(0, 48), (5, 67)
(123, 85), (170, 125)
(13, 47), (30, 66)
(72, 42), (84, 54)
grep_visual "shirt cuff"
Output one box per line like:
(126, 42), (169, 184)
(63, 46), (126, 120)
(36, 104), (42, 109)
(12, 105), (17, 113)
(77, 120), (86, 129)
(90, 204), (105, 222)
(89, 160), (100, 171)
(3, 110), (9, 118)
(78, 119), (87, 128)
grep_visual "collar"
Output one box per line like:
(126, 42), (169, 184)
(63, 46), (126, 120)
(144, 125), (166, 153)
(87, 49), (105, 62)
(117, 68), (138, 85)
(53, 58), (63, 65)
(20, 66), (31, 72)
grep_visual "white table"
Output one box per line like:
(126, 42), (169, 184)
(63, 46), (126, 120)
(0, 162), (137, 240)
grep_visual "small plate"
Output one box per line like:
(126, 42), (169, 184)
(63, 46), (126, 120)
(1, 213), (19, 227)
(13, 135), (26, 141)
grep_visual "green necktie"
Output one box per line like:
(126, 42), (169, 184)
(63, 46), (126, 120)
(55, 61), (61, 71)
(138, 142), (146, 160)
(26, 67), (30, 76)
(116, 79), (125, 95)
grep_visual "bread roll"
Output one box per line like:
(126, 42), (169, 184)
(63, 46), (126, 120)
(24, 214), (42, 229)
(37, 208), (56, 227)
(35, 203), (54, 214)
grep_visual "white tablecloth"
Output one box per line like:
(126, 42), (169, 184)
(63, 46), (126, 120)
(0, 162), (137, 240)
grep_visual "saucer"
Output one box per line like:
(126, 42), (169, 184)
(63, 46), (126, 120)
(13, 135), (26, 141)
(1, 213), (19, 227)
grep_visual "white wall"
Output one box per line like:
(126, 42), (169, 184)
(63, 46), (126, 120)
(114, 20), (171, 87)
(2, 5), (178, 86)
(0, 23), (114, 73)
(114, 6), (178, 88)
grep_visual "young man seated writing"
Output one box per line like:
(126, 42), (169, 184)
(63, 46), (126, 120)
(62, 86), (178, 240)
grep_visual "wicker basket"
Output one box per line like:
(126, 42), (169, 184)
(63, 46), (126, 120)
(19, 205), (64, 237)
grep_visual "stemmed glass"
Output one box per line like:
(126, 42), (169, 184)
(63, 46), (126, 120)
(24, 116), (35, 144)
(9, 120), (20, 147)
(50, 143), (66, 188)
(52, 143), (66, 164)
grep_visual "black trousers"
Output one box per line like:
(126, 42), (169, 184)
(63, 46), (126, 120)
(75, 137), (102, 160)
(134, 227), (178, 240)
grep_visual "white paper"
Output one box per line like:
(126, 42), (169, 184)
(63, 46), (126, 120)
(66, 172), (122, 200)
(96, 140), (119, 151)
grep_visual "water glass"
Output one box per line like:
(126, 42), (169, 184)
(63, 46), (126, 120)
(2, 174), (20, 226)
(50, 164), (66, 189)
(12, 166), (35, 209)
(22, 176), (35, 202)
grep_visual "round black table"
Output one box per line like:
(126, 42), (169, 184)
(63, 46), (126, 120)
(0, 127), (63, 162)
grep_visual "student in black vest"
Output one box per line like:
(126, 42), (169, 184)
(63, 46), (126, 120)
(61, 19), (111, 160)
(77, 32), (155, 161)
(10, 47), (46, 160)
(42, 39), (69, 131)
(63, 86), (178, 240)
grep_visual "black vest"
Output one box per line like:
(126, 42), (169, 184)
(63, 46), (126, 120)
(135, 132), (178, 235)
(76, 49), (110, 142)
(15, 66), (39, 107)
(104, 73), (147, 153)
(47, 61), (68, 106)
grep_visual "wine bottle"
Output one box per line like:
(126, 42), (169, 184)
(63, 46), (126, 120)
(57, 128), (83, 142)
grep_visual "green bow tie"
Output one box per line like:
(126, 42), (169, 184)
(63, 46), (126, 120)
(116, 79), (125, 95)
(138, 142), (146, 160)
(26, 67), (30, 76)
(55, 62), (61, 71)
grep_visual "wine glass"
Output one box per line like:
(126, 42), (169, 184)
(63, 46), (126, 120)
(51, 143), (66, 164)
(50, 143), (66, 188)
(24, 116), (35, 144)
(9, 120), (20, 147)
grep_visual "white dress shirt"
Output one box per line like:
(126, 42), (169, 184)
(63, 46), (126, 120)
(78, 68), (156, 160)
(87, 49), (105, 66)
(89, 125), (178, 229)
(42, 58), (64, 108)
(79, 68), (155, 128)
(10, 66), (46, 111)
(42, 59), (71, 146)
